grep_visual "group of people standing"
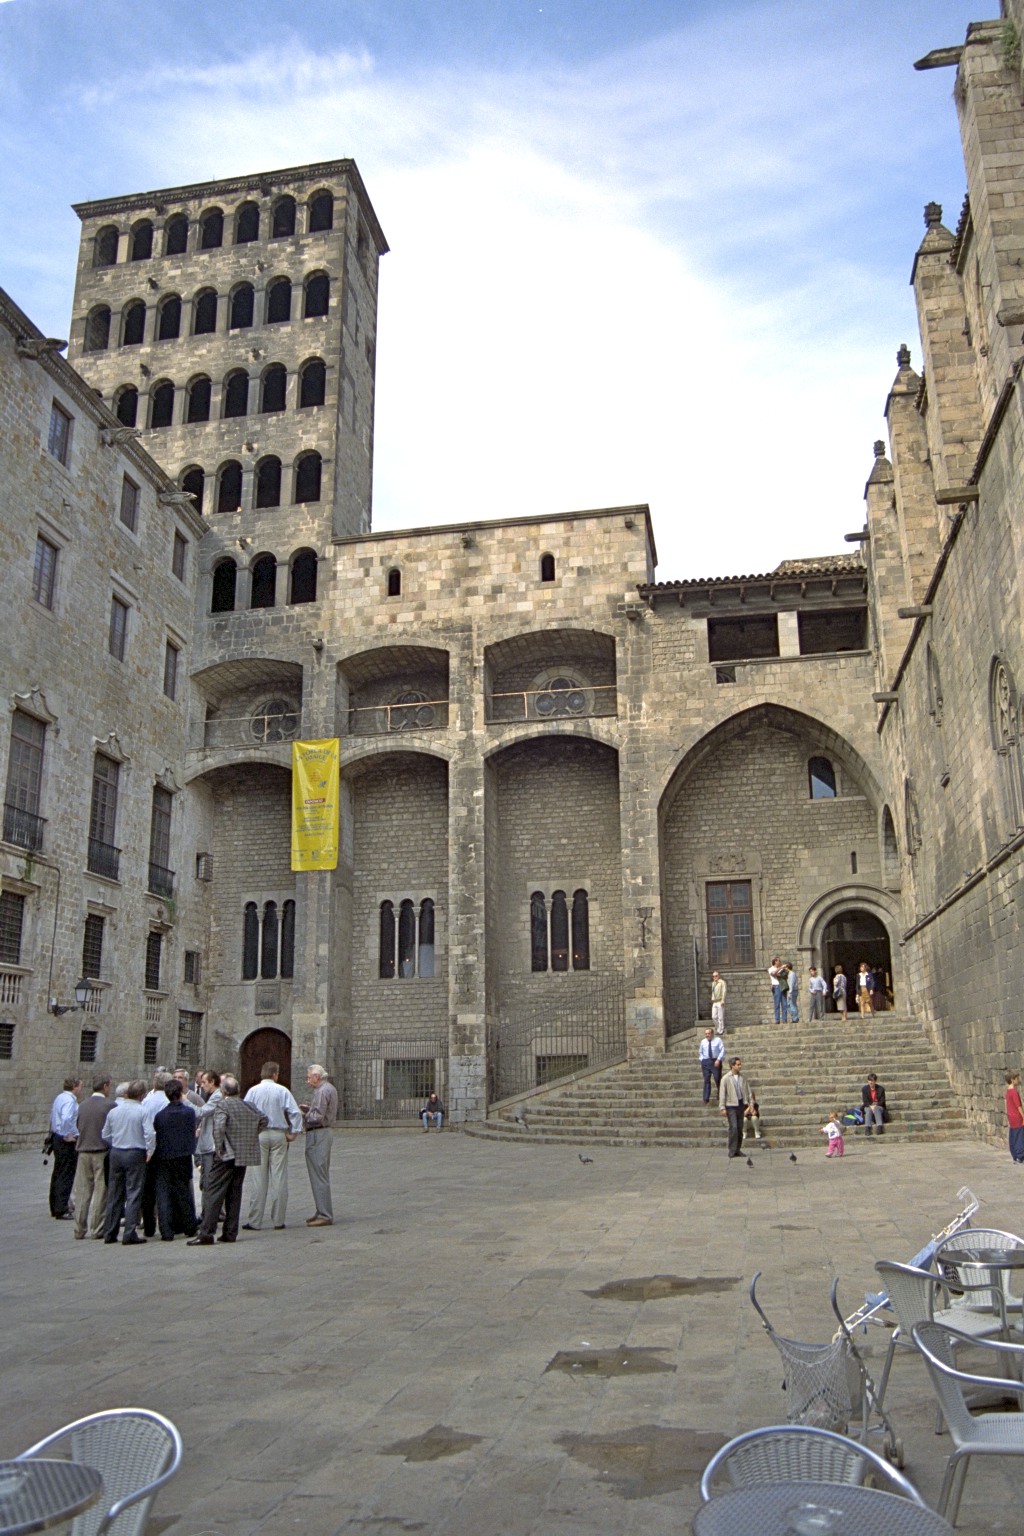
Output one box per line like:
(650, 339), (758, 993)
(47, 1060), (338, 1246)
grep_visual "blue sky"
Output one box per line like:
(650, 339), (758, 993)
(0, 0), (981, 578)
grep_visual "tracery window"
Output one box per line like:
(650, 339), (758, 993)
(243, 899), (295, 979)
(991, 657), (1024, 831)
(378, 898), (436, 979)
(529, 888), (590, 972)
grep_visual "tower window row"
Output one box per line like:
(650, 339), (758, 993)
(92, 190), (335, 267)
(212, 548), (318, 612)
(180, 452), (322, 516)
(112, 358), (327, 429)
(84, 275), (330, 352)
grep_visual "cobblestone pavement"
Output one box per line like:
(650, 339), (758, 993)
(2, 1130), (1022, 1534)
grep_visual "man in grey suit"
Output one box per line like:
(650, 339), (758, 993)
(719, 1057), (751, 1160)
(300, 1064), (338, 1227)
(72, 1074), (115, 1239)
(188, 1075), (267, 1246)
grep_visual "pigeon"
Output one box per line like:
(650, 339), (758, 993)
(578, 1153), (594, 1164)
(789, 1153), (798, 1163)
(746, 1156), (754, 1167)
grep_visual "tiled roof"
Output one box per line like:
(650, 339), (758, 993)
(640, 555), (864, 592)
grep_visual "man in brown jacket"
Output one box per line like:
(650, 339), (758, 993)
(72, 1074), (115, 1239)
(188, 1075), (267, 1246)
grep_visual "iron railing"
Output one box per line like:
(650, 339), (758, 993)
(193, 709), (302, 750)
(147, 862), (175, 898)
(342, 1035), (449, 1122)
(3, 803), (45, 851)
(487, 682), (617, 724)
(347, 699), (450, 736)
(488, 975), (627, 1104)
(87, 837), (120, 880)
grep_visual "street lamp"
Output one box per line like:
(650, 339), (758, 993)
(49, 976), (94, 1016)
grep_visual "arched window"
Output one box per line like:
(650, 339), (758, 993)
(157, 294), (181, 341)
(261, 901), (278, 978)
(216, 461), (243, 514)
(185, 375), (211, 423)
(129, 220), (153, 261)
(550, 890), (569, 972)
(121, 300), (146, 347)
(193, 289), (217, 335)
(242, 902), (259, 979)
(289, 549), (318, 604)
(148, 380), (174, 429)
(271, 195), (296, 238)
(229, 283), (255, 330)
(280, 900), (295, 978)
(114, 385), (138, 427)
(222, 370), (249, 418)
(386, 568), (401, 598)
(211, 558), (236, 612)
(234, 201), (260, 244)
(379, 901), (396, 979)
(571, 889), (590, 971)
(94, 225), (119, 267)
(418, 899), (435, 977)
(84, 306), (111, 353)
(260, 364), (287, 413)
(164, 214), (188, 256)
(398, 899), (416, 978)
(308, 190), (334, 232)
(266, 277), (292, 324)
(531, 892), (548, 972)
(303, 272), (330, 318)
(881, 805), (900, 888)
(540, 553), (555, 582)
(250, 554), (277, 609)
(254, 457), (282, 509)
(299, 356), (326, 407)
(991, 657), (1024, 831)
(294, 451), (322, 503)
(181, 466), (205, 514)
(809, 756), (837, 799)
(199, 208), (224, 250)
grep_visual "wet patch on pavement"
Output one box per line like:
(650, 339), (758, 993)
(380, 1424), (483, 1462)
(556, 1425), (728, 1498)
(583, 1274), (739, 1301)
(545, 1345), (675, 1376)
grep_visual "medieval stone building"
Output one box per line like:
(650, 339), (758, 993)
(1, 7), (1022, 1143)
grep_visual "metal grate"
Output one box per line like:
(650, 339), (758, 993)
(144, 1034), (159, 1066)
(343, 1036), (448, 1122)
(0, 1021), (13, 1059)
(0, 892), (25, 966)
(177, 1009), (203, 1066)
(489, 975), (626, 1104)
(79, 1029), (98, 1063)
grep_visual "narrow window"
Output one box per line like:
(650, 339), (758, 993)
(289, 549), (317, 604)
(308, 190), (334, 232)
(94, 225), (119, 267)
(181, 466), (205, 513)
(261, 901), (279, 978)
(88, 754), (120, 878)
(571, 889), (590, 970)
(121, 300), (146, 347)
(114, 385), (139, 427)
(260, 364), (287, 413)
(229, 284), (255, 330)
(172, 531), (188, 580)
(164, 214), (188, 255)
(129, 220), (154, 261)
(705, 880), (753, 967)
(530, 891), (548, 972)
(79, 1029), (98, 1064)
(418, 898), (435, 978)
(0, 891), (25, 965)
(33, 535), (58, 608)
(299, 357), (326, 407)
(250, 554), (276, 609)
(82, 913), (105, 980)
(84, 306), (111, 352)
(144, 1035), (159, 1066)
(183, 949), (201, 984)
(234, 201), (260, 244)
(5, 709), (46, 849)
(199, 208), (224, 250)
(145, 930), (163, 990)
(186, 376), (211, 423)
(222, 371), (249, 418)
(119, 475), (139, 532)
(272, 196), (296, 238)
(266, 277), (292, 324)
(108, 595), (129, 660)
(0, 1022), (13, 1059)
(379, 900), (396, 978)
(255, 457), (282, 509)
(148, 380), (174, 429)
(157, 295), (181, 340)
(216, 462), (242, 514)
(809, 756), (837, 800)
(148, 786), (173, 895)
(242, 902), (259, 979)
(211, 559), (237, 612)
(550, 890), (569, 971)
(280, 899), (295, 979)
(294, 451), (322, 503)
(303, 273), (329, 318)
(398, 899), (416, 978)
(540, 553), (555, 582)
(48, 403), (72, 464)
(193, 289), (217, 335)
(386, 568), (401, 598)
(163, 640), (179, 700)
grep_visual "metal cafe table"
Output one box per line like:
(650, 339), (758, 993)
(0, 1460), (103, 1535)
(691, 1481), (954, 1536)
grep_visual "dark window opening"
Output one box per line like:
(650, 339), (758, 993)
(271, 196), (296, 238)
(129, 220), (153, 261)
(386, 568), (401, 598)
(144, 1035), (159, 1066)
(398, 899), (416, 978)
(571, 889), (590, 970)
(94, 225), (119, 267)
(199, 208), (223, 250)
(79, 1029), (98, 1064)
(260, 364), (287, 413)
(0, 892), (25, 966)
(294, 452), (322, 503)
(379, 901), (396, 979)
(530, 891), (547, 972)
(0, 1022), (14, 1060)
(216, 461), (243, 514)
(234, 201), (260, 244)
(149, 380), (174, 429)
(193, 289), (217, 335)
(540, 553), (555, 582)
(242, 902), (259, 979)
(145, 929), (162, 991)
(261, 901), (278, 979)
(121, 301), (146, 347)
(119, 475), (139, 532)
(181, 466), (205, 513)
(308, 190), (333, 232)
(418, 899), (435, 978)
(255, 457), (282, 509)
(280, 900), (295, 979)
(33, 535), (58, 609)
(82, 913), (104, 980)
(164, 214), (188, 255)
(84, 307), (111, 352)
(157, 295), (181, 341)
(299, 357), (326, 407)
(186, 376), (211, 423)
(114, 386), (139, 427)
(250, 554), (277, 609)
(706, 880), (753, 967)
(809, 755), (837, 800)
(550, 890), (569, 972)
(223, 371), (249, 418)
(48, 403), (72, 464)
(303, 273), (329, 318)
(183, 949), (201, 985)
(289, 548), (318, 604)
(266, 278), (292, 324)
(798, 608), (868, 656)
(108, 595), (129, 660)
(211, 559), (236, 612)
(707, 616), (779, 663)
(229, 284), (255, 330)
(6, 709), (46, 846)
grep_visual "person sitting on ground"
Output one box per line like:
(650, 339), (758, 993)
(420, 1092), (444, 1132)
(861, 1072), (886, 1136)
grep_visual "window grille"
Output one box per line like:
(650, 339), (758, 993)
(705, 880), (753, 967)
(177, 1009), (203, 1065)
(183, 949), (201, 984)
(6, 710), (46, 850)
(143, 1034), (159, 1066)
(383, 1058), (435, 1099)
(82, 913), (104, 980)
(145, 930), (162, 991)
(79, 1029), (98, 1064)
(0, 892), (25, 966)
(48, 402), (72, 464)
(108, 596), (129, 660)
(33, 536), (58, 609)
(119, 476), (139, 532)
(0, 1022), (13, 1059)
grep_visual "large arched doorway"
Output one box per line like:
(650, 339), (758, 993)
(821, 910), (893, 1012)
(240, 1027), (292, 1093)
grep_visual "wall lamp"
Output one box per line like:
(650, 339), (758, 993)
(49, 977), (94, 1017)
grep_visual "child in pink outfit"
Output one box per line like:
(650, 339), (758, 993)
(822, 1111), (844, 1157)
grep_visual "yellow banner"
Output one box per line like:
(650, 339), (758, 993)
(291, 739), (340, 871)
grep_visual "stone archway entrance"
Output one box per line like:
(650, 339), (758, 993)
(821, 910), (893, 1012)
(240, 1027), (292, 1093)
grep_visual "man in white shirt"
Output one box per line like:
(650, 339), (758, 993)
(48, 1076), (83, 1218)
(243, 1061), (302, 1231)
(698, 1027), (725, 1105)
(710, 971), (727, 1035)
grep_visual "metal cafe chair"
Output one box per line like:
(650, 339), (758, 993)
(17, 1407), (182, 1536)
(698, 1424), (928, 1505)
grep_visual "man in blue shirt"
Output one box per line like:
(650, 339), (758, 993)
(102, 1081), (155, 1245)
(48, 1077), (82, 1219)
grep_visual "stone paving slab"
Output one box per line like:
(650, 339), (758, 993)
(2, 1131), (1023, 1533)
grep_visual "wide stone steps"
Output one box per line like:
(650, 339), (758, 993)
(465, 1015), (969, 1149)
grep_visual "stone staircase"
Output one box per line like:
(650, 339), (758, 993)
(465, 1015), (969, 1149)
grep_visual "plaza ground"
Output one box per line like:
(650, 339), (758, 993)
(2, 1129), (1022, 1534)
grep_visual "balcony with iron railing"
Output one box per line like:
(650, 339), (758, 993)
(191, 705), (303, 751)
(87, 837), (121, 881)
(487, 681), (618, 724)
(3, 803), (45, 852)
(347, 698), (450, 737)
(148, 862), (175, 899)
